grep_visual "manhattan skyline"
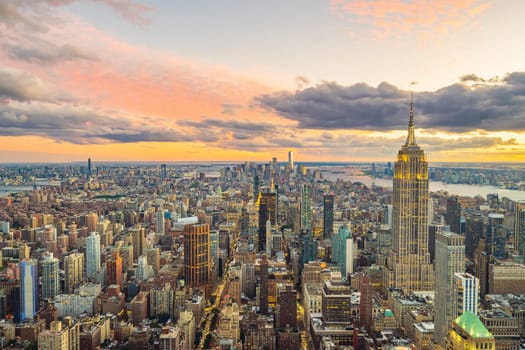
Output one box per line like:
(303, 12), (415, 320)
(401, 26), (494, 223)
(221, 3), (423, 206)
(1, 0), (525, 163)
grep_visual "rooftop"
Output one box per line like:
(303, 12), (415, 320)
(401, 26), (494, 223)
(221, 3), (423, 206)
(455, 311), (494, 339)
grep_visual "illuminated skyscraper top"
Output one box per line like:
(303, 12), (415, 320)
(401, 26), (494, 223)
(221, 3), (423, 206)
(384, 97), (434, 292)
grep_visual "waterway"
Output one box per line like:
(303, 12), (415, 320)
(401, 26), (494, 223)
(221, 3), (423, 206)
(0, 185), (34, 197)
(321, 171), (525, 202)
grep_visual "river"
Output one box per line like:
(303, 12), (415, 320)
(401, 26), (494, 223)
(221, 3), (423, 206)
(322, 172), (525, 202)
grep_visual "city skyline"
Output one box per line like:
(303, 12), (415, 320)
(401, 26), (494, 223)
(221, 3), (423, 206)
(1, 1), (525, 163)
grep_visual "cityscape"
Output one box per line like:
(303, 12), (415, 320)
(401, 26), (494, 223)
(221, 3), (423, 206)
(2, 1), (525, 350)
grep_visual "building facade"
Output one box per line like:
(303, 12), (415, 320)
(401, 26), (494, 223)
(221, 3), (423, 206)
(183, 224), (211, 292)
(434, 231), (465, 343)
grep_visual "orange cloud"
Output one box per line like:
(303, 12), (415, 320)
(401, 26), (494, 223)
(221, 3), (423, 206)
(330, 0), (490, 37)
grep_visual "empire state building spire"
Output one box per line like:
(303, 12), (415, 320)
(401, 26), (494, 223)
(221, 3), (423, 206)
(405, 92), (416, 146)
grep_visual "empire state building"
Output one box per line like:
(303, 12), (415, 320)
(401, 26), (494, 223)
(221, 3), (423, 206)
(385, 99), (434, 292)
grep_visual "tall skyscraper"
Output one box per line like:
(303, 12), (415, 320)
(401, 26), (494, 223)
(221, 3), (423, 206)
(87, 213), (98, 233)
(434, 231), (465, 344)
(156, 209), (166, 235)
(130, 225), (146, 258)
(183, 224), (211, 292)
(87, 158), (92, 179)
(446, 196), (462, 234)
(258, 192), (276, 252)
(160, 163), (167, 179)
(19, 259), (38, 322)
(288, 150), (294, 171)
(332, 225), (354, 277)
(106, 250), (123, 289)
(64, 252), (84, 294)
(258, 254), (269, 314)
(385, 98), (434, 292)
(86, 232), (101, 280)
(453, 272), (479, 319)
(515, 202), (525, 261)
(323, 194), (334, 240)
(301, 184), (312, 232)
(487, 213), (505, 259)
(41, 253), (60, 300)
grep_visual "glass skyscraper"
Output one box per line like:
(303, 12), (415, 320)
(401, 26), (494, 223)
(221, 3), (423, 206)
(19, 259), (38, 322)
(41, 253), (60, 300)
(86, 232), (101, 279)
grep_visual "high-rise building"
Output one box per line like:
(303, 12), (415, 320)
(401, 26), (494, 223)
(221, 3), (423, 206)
(146, 247), (161, 274)
(487, 213), (506, 259)
(434, 231), (465, 344)
(86, 232), (101, 280)
(156, 209), (166, 235)
(385, 99), (434, 292)
(332, 225), (355, 277)
(258, 254), (269, 314)
(160, 163), (167, 179)
(106, 250), (123, 289)
(41, 253), (60, 300)
(87, 158), (92, 179)
(359, 275), (373, 332)
(301, 184), (312, 232)
(19, 259), (38, 322)
(453, 272), (479, 319)
(130, 225), (146, 258)
(64, 252), (84, 294)
(276, 284), (297, 329)
(183, 224), (211, 291)
(258, 192), (276, 252)
(323, 194), (334, 240)
(514, 202), (525, 261)
(288, 150), (294, 171)
(446, 196), (462, 234)
(465, 215), (483, 260)
(87, 213), (98, 233)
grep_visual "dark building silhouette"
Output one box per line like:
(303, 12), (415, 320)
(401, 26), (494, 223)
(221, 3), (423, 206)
(465, 215), (484, 260)
(446, 196), (462, 234)
(258, 254), (269, 314)
(276, 285), (297, 329)
(323, 194), (334, 240)
(258, 192), (276, 252)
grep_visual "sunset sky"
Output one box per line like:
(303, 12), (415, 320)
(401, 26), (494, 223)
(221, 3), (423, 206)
(1, 0), (525, 163)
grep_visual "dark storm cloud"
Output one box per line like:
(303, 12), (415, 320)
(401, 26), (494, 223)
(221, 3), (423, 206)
(256, 72), (525, 132)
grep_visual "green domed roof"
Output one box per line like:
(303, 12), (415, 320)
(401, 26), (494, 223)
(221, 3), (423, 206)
(384, 309), (394, 317)
(455, 311), (493, 339)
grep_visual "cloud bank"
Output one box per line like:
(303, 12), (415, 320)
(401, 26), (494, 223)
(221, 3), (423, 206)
(256, 73), (525, 132)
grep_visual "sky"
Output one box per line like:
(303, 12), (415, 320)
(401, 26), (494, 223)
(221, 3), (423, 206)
(1, 0), (525, 163)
